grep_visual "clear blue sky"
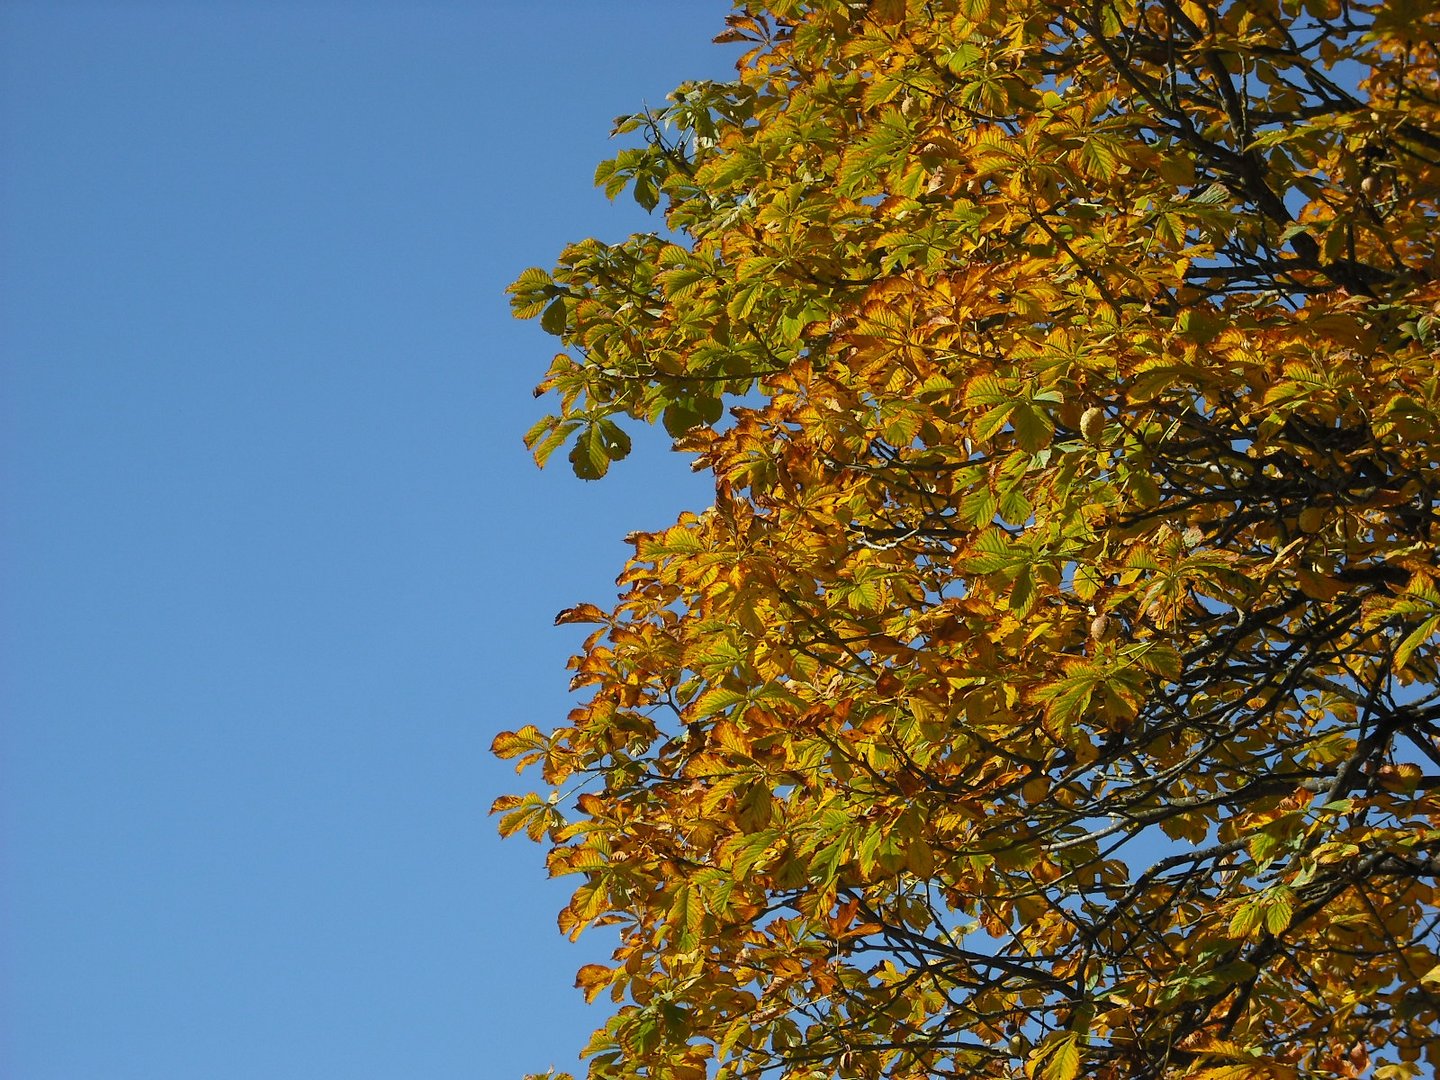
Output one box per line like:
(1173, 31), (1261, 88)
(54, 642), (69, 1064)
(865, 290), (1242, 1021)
(1, 4), (733, 1077)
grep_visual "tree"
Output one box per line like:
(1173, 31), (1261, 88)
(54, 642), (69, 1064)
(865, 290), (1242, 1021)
(494, 2), (1440, 1077)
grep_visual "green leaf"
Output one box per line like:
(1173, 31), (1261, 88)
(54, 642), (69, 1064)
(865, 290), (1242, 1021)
(1078, 134), (1124, 180)
(1265, 894), (1293, 935)
(1011, 403), (1053, 452)
(997, 484), (1033, 525)
(1035, 1032), (1082, 1080)
(694, 686), (748, 718)
(568, 419), (632, 480)
(960, 486), (998, 526)
(540, 297), (568, 336)
(664, 882), (704, 951)
(662, 395), (722, 438)
(1395, 613), (1439, 672)
(963, 373), (1011, 406)
(633, 176), (659, 211)
(508, 270), (557, 320)
(1229, 899), (1263, 939)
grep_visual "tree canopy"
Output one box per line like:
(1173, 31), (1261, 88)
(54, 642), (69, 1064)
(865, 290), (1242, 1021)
(494, 2), (1440, 1077)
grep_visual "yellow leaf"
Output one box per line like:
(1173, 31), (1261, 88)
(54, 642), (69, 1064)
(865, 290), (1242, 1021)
(1027, 1032), (1081, 1080)
(1190, 1067), (1293, 1080)
(574, 963), (613, 1003)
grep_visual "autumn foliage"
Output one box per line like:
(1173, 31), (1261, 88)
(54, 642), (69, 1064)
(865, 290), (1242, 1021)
(495, 2), (1440, 1077)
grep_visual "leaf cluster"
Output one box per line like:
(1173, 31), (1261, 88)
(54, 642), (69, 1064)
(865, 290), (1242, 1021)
(498, 2), (1440, 1078)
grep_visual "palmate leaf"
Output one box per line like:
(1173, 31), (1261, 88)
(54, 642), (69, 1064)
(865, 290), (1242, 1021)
(567, 419), (632, 480)
(490, 725), (549, 772)
(508, 265), (556, 319)
(692, 685), (748, 719)
(492, 793), (563, 842)
(498, 3), (1440, 1079)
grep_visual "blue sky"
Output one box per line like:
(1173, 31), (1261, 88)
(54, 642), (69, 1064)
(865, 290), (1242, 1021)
(1, 4), (734, 1077)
